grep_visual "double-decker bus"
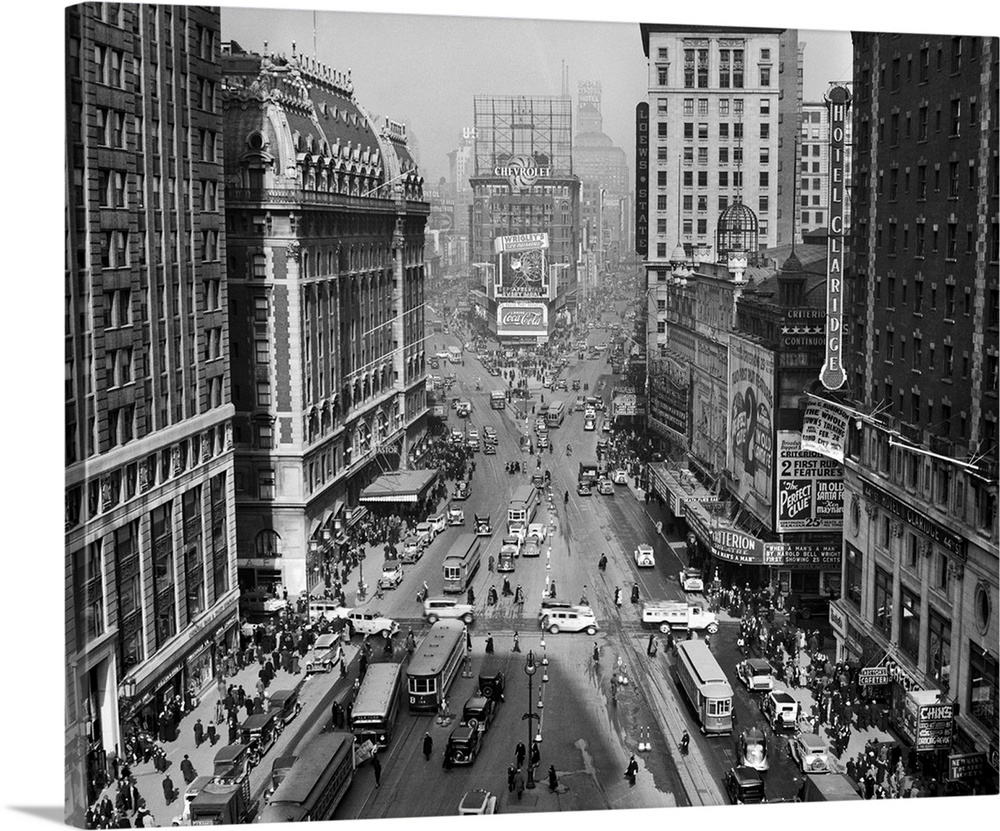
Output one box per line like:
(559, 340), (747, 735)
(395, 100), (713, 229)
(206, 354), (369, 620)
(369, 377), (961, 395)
(350, 661), (403, 748)
(545, 400), (566, 428)
(674, 640), (734, 735)
(507, 485), (538, 537)
(442, 533), (482, 593)
(257, 732), (355, 823)
(406, 620), (467, 712)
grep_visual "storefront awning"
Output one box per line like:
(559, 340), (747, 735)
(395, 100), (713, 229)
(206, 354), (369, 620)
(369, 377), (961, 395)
(359, 469), (439, 504)
(647, 463), (715, 518)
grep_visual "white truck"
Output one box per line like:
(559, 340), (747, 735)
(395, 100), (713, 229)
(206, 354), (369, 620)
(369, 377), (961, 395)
(641, 601), (719, 634)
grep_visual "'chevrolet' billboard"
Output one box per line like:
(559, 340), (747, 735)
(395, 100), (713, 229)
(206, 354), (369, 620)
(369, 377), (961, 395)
(497, 302), (548, 337)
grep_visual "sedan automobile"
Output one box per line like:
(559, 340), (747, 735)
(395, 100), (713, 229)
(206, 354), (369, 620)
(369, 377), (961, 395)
(576, 482), (593, 496)
(527, 522), (547, 543)
(723, 766), (766, 805)
(612, 469), (628, 484)
(736, 658), (774, 692)
(521, 537), (540, 558)
(597, 478), (614, 495)
(634, 544), (655, 568)
(789, 733), (831, 774)
(454, 481), (471, 500)
(737, 727), (769, 772)
(457, 790), (497, 816)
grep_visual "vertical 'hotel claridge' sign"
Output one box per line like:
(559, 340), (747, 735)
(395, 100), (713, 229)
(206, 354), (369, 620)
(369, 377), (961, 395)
(820, 85), (851, 391)
(635, 102), (649, 255)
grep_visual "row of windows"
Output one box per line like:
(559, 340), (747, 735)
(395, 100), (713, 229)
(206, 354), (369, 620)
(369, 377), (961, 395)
(655, 47), (774, 90)
(661, 97), (767, 117)
(800, 211), (826, 225)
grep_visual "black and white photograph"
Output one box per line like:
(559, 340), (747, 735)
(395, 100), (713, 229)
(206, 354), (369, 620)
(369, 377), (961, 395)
(32, 0), (1000, 827)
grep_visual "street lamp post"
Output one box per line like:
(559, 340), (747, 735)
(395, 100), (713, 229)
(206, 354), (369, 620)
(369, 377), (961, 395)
(523, 650), (539, 789)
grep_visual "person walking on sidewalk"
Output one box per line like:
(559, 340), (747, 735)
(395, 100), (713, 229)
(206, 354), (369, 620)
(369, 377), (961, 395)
(180, 754), (197, 785)
(423, 732), (433, 761)
(193, 718), (204, 748)
(514, 768), (526, 800)
(515, 741), (526, 769)
(507, 764), (516, 792)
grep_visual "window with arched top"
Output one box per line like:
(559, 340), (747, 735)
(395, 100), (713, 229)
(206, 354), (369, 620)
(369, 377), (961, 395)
(255, 529), (282, 557)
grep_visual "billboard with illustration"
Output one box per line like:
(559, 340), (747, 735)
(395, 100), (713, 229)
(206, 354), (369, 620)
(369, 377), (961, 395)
(728, 336), (774, 527)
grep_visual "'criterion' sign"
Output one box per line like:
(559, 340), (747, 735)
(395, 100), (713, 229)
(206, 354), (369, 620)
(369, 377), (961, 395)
(820, 85), (851, 391)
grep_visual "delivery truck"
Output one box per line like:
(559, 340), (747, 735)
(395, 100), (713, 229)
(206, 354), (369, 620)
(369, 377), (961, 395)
(641, 600), (719, 634)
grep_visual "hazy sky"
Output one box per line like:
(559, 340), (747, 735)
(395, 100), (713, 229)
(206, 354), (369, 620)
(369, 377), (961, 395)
(221, 5), (852, 183)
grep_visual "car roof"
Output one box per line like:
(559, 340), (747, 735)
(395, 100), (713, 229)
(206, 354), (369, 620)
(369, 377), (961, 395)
(465, 695), (489, 708)
(770, 691), (796, 703)
(797, 733), (828, 749)
(637, 544), (654, 552)
(731, 766), (764, 784)
(450, 725), (477, 740)
(459, 790), (490, 811)
(426, 596), (456, 605)
(747, 658), (772, 671)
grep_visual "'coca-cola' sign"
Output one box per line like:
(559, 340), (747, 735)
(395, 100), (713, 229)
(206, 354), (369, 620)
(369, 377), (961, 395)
(497, 302), (548, 336)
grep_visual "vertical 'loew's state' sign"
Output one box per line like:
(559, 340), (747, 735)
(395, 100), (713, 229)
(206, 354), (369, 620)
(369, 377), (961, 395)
(820, 85), (851, 390)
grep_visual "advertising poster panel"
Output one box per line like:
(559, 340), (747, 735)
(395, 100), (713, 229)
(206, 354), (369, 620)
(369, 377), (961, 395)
(800, 400), (850, 463)
(495, 233), (548, 296)
(496, 301), (548, 337)
(775, 431), (845, 533)
(728, 336), (774, 525)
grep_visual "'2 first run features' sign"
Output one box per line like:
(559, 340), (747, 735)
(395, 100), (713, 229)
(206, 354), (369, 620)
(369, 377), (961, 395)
(820, 85), (851, 391)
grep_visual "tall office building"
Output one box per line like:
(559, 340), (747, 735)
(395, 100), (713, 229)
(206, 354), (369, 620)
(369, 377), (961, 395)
(65, 5), (237, 824)
(835, 32), (998, 789)
(220, 42), (429, 600)
(638, 25), (800, 265)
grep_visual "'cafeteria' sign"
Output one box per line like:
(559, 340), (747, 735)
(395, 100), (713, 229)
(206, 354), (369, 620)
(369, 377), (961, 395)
(859, 666), (890, 686)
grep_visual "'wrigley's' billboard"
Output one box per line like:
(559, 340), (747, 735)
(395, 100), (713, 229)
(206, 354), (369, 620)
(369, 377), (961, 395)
(497, 302), (548, 337)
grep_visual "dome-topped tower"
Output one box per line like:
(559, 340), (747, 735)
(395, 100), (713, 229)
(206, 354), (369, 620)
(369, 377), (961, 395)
(715, 197), (759, 264)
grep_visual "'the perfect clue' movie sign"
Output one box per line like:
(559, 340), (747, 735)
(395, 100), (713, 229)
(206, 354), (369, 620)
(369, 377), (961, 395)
(775, 431), (844, 533)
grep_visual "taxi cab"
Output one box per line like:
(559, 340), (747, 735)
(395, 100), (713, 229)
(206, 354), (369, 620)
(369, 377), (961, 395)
(458, 790), (497, 815)
(679, 567), (705, 593)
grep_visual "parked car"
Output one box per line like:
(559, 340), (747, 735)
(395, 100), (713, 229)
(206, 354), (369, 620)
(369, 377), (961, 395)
(304, 633), (342, 674)
(444, 725), (483, 767)
(612, 469), (628, 484)
(634, 544), (656, 567)
(461, 696), (496, 733)
(541, 605), (598, 635)
(428, 512), (447, 535)
(424, 596), (475, 625)
(736, 658), (774, 692)
(458, 790), (498, 815)
(454, 481), (471, 500)
(447, 505), (466, 526)
(723, 766), (766, 805)
(378, 560), (404, 590)
(415, 522), (435, 547)
(679, 567), (705, 593)
(761, 690), (800, 732)
(597, 478), (614, 495)
(789, 733), (831, 773)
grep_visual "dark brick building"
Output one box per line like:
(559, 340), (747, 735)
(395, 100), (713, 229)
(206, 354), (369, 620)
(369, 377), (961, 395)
(834, 32), (998, 788)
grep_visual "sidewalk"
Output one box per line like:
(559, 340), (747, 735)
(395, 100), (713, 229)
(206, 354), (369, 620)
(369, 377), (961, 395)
(95, 642), (359, 827)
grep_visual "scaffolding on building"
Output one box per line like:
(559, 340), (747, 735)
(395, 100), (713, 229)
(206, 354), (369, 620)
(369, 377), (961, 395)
(472, 95), (574, 177)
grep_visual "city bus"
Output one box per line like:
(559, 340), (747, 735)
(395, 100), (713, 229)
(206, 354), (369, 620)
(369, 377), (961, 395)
(507, 485), (538, 537)
(442, 533), (482, 593)
(674, 640), (734, 735)
(448, 346), (462, 365)
(490, 389), (506, 410)
(257, 732), (355, 823)
(406, 620), (467, 712)
(350, 661), (403, 748)
(545, 400), (566, 428)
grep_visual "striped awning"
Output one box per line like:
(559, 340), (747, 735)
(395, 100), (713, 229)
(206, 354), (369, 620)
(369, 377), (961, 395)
(359, 468), (439, 504)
